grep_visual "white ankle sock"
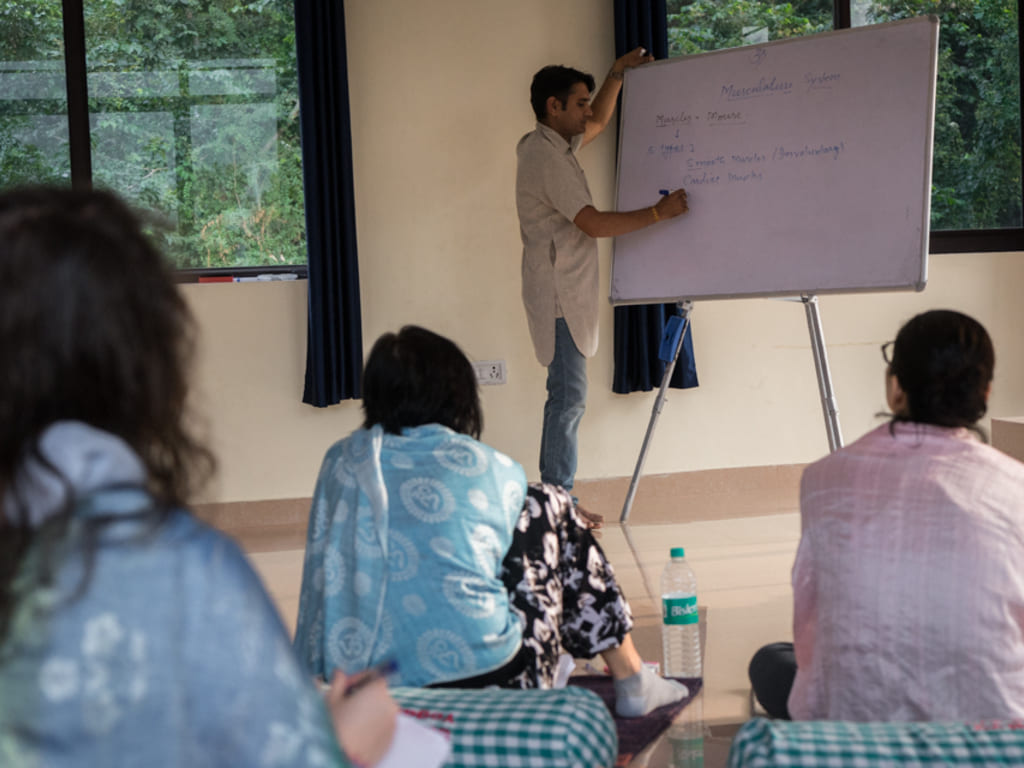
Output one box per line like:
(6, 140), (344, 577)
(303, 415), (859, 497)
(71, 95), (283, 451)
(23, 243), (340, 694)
(614, 667), (689, 718)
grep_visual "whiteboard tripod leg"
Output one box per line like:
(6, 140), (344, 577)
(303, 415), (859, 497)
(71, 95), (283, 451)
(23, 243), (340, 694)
(620, 301), (693, 523)
(801, 295), (843, 452)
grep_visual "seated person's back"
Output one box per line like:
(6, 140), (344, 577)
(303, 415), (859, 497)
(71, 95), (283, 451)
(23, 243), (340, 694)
(751, 309), (1024, 722)
(0, 186), (391, 767)
(295, 325), (688, 718)
(2, 436), (341, 766)
(791, 412), (1024, 720)
(295, 420), (527, 686)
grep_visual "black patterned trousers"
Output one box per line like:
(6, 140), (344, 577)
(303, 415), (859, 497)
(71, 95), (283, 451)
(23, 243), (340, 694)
(499, 482), (635, 688)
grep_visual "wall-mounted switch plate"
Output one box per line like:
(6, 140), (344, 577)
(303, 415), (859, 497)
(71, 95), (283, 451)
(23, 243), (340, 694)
(473, 359), (506, 385)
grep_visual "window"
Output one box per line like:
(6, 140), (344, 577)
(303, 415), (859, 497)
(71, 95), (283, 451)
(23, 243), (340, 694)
(1, 6), (69, 184)
(0, 0), (306, 274)
(666, 0), (1023, 252)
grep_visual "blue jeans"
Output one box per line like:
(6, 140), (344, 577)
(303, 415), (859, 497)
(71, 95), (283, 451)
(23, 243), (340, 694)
(540, 318), (588, 493)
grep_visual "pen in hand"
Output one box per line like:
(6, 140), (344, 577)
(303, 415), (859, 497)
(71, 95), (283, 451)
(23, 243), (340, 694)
(342, 658), (399, 698)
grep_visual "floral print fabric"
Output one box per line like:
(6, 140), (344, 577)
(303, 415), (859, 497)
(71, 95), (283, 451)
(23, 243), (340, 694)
(500, 483), (634, 688)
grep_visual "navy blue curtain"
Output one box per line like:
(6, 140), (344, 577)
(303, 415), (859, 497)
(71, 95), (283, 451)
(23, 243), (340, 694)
(612, 0), (699, 393)
(295, 0), (363, 406)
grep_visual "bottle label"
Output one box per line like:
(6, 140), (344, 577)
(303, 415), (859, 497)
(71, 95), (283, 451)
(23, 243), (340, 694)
(662, 594), (698, 625)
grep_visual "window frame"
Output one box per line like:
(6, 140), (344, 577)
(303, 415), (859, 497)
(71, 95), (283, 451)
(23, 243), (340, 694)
(56, 0), (307, 282)
(846, 1), (1024, 254)
(42, 1), (1024, 260)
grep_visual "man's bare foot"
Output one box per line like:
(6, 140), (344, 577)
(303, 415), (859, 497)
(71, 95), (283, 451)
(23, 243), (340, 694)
(575, 504), (604, 536)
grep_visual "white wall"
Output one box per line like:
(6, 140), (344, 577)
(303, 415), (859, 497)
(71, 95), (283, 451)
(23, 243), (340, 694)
(183, 0), (1024, 504)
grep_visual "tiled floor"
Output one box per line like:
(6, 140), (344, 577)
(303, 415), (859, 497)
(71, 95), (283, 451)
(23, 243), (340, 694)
(244, 499), (801, 767)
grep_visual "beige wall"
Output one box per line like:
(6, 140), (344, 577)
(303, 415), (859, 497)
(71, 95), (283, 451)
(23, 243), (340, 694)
(182, 0), (1024, 505)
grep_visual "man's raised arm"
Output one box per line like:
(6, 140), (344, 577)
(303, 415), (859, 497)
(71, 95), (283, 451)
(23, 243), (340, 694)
(581, 46), (653, 147)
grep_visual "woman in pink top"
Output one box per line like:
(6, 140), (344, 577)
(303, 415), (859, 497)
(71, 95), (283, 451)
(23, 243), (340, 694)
(750, 309), (1024, 721)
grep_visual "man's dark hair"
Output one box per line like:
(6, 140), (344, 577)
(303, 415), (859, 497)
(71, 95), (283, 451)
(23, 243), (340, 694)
(530, 65), (596, 122)
(362, 325), (483, 439)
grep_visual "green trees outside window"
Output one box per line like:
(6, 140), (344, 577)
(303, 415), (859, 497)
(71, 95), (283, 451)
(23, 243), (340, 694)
(3, 3), (1019, 258)
(0, 0), (305, 270)
(667, 0), (1022, 233)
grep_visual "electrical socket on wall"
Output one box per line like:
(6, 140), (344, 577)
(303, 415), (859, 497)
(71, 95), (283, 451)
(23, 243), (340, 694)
(473, 359), (506, 385)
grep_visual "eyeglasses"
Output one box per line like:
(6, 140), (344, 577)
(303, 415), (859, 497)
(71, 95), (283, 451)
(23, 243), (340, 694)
(881, 341), (894, 365)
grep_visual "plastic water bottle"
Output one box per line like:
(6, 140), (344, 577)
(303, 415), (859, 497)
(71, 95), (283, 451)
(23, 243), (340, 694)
(661, 546), (701, 677)
(668, 693), (704, 768)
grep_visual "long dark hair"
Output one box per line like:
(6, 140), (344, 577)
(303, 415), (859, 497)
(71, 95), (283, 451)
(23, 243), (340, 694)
(889, 309), (994, 431)
(361, 325), (483, 439)
(0, 185), (215, 645)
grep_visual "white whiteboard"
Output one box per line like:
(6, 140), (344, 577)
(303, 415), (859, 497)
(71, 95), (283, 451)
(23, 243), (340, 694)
(611, 16), (939, 305)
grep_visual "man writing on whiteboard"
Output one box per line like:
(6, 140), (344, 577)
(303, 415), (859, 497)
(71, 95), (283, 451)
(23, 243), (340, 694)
(516, 49), (690, 504)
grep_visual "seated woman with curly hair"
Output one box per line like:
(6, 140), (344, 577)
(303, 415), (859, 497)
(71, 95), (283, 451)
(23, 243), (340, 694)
(0, 186), (395, 768)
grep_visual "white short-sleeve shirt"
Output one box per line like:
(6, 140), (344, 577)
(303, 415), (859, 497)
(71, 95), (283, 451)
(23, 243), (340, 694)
(515, 122), (599, 366)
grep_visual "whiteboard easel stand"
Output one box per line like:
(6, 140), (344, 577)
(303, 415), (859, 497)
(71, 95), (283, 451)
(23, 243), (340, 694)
(620, 300), (693, 523)
(798, 294), (843, 452)
(618, 295), (844, 523)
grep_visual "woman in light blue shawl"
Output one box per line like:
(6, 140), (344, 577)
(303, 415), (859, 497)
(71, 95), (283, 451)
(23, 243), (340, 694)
(0, 187), (394, 768)
(295, 326), (687, 717)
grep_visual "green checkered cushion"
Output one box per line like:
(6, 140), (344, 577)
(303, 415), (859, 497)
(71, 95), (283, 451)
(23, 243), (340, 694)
(728, 717), (1024, 767)
(391, 685), (617, 768)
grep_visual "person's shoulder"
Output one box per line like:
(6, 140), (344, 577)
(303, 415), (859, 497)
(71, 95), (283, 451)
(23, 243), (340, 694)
(435, 429), (526, 481)
(517, 125), (560, 159)
(437, 426), (494, 454)
(804, 425), (884, 467)
(323, 428), (363, 459)
(169, 514), (291, 643)
(799, 425), (888, 495)
(315, 428), (375, 479)
(799, 451), (834, 492)
(911, 424), (1024, 482)
(969, 438), (1024, 481)
(448, 428), (515, 457)
(488, 443), (526, 482)
(517, 125), (541, 149)
(517, 134), (544, 168)
(164, 511), (260, 585)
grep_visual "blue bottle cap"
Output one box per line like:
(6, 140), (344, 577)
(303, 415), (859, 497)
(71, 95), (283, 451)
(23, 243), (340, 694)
(670, 546), (686, 558)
